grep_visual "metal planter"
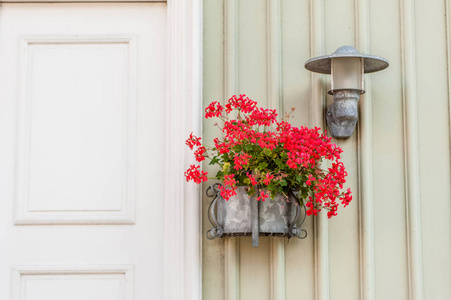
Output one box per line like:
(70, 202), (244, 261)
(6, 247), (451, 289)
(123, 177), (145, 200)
(206, 184), (307, 247)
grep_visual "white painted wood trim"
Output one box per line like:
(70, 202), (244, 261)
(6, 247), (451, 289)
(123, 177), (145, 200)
(309, 1), (330, 300)
(355, 0), (376, 299)
(1, 0), (164, 2)
(12, 265), (134, 300)
(164, 0), (203, 299)
(224, 1), (240, 299)
(400, 0), (424, 299)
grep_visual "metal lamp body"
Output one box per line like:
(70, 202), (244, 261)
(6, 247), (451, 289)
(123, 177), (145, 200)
(305, 46), (389, 139)
(328, 56), (364, 138)
(326, 89), (362, 139)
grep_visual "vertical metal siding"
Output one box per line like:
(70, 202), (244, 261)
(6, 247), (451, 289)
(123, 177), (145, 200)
(202, 0), (451, 299)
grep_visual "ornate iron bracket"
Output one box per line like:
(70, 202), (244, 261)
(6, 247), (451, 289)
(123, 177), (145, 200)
(206, 183), (224, 240)
(287, 190), (308, 240)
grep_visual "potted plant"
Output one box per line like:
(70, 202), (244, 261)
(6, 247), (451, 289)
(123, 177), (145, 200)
(185, 95), (352, 245)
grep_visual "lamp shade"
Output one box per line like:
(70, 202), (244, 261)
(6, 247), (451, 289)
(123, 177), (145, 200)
(331, 57), (363, 92)
(304, 45), (389, 74)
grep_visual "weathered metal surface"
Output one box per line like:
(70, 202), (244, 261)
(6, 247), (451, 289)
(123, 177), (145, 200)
(326, 89), (361, 139)
(206, 184), (307, 243)
(217, 186), (252, 233)
(218, 187), (295, 234)
(304, 45), (389, 74)
(251, 192), (259, 247)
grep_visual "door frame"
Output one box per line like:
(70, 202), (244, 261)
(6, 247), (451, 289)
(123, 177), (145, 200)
(0, 0), (203, 299)
(165, 1), (202, 299)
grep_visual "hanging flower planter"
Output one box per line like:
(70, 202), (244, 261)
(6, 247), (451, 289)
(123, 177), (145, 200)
(185, 94), (353, 247)
(206, 184), (307, 246)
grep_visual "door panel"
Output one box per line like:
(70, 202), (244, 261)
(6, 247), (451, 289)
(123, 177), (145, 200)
(0, 3), (166, 299)
(16, 36), (137, 225)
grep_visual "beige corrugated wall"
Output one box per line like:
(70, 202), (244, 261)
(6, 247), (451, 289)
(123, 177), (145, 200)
(201, 0), (451, 299)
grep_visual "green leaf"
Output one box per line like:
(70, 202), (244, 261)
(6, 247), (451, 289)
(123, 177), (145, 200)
(234, 145), (242, 152)
(263, 148), (272, 156)
(274, 158), (284, 168)
(215, 170), (224, 179)
(270, 190), (277, 199)
(258, 162), (268, 170)
(221, 153), (230, 162)
(209, 156), (220, 165)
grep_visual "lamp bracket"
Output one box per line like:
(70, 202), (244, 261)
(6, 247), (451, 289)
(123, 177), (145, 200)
(326, 89), (363, 139)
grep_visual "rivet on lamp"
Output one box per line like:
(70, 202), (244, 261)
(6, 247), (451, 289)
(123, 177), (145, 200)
(305, 46), (389, 139)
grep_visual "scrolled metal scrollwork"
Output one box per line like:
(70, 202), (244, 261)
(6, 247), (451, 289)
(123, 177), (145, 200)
(206, 183), (224, 240)
(287, 190), (308, 239)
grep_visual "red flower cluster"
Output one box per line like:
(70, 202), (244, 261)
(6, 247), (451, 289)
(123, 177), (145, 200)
(233, 153), (252, 170)
(184, 165), (207, 184)
(186, 132), (201, 150)
(194, 146), (206, 162)
(263, 173), (274, 186)
(185, 94), (352, 219)
(205, 101), (223, 118)
(218, 185), (237, 199)
(257, 190), (269, 201)
(246, 172), (258, 185)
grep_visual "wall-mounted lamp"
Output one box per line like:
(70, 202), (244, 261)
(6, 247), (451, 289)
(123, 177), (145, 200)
(305, 46), (389, 139)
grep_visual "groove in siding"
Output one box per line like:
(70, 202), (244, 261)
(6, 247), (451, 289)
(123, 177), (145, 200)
(266, 2), (285, 298)
(309, 0), (330, 299)
(355, 0), (376, 299)
(400, 0), (425, 298)
(224, 0), (239, 100)
(446, 0), (451, 188)
(225, 238), (240, 300)
(269, 239), (286, 300)
(224, 1), (240, 299)
(266, 0), (283, 114)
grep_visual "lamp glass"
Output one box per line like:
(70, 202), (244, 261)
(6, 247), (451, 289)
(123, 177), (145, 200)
(331, 57), (363, 91)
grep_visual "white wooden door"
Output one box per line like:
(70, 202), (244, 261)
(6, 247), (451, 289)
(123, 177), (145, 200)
(0, 3), (167, 299)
